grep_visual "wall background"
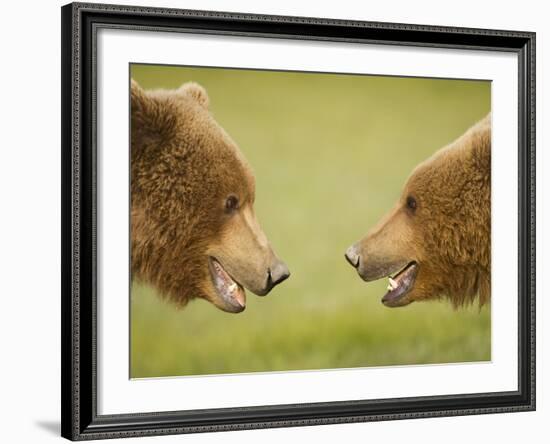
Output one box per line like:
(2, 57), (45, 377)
(0, 0), (545, 443)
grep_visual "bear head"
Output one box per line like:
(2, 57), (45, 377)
(345, 114), (491, 308)
(130, 79), (289, 313)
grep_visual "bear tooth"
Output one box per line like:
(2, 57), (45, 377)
(387, 284), (393, 291)
(228, 283), (237, 293)
(389, 277), (398, 289)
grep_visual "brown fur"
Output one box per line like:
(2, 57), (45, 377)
(348, 114), (491, 308)
(131, 80), (288, 312)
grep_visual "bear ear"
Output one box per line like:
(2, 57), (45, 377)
(178, 82), (209, 109)
(130, 79), (154, 121)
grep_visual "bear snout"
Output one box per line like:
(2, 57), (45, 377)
(257, 259), (290, 295)
(345, 245), (360, 268)
(269, 260), (291, 287)
(345, 241), (410, 283)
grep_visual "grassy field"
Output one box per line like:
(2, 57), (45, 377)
(130, 64), (491, 378)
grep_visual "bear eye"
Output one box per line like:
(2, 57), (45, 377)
(406, 196), (417, 212)
(225, 195), (239, 213)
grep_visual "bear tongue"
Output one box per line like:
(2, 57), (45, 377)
(212, 259), (246, 308)
(382, 262), (418, 306)
(222, 282), (245, 308)
(232, 285), (246, 308)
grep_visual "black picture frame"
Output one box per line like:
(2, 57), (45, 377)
(61, 2), (536, 440)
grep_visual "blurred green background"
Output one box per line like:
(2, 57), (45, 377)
(130, 64), (491, 378)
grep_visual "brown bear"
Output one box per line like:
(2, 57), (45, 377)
(345, 114), (491, 308)
(130, 79), (289, 313)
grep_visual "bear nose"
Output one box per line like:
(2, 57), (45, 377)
(345, 245), (360, 268)
(266, 260), (290, 292)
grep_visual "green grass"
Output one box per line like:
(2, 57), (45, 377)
(130, 64), (491, 378)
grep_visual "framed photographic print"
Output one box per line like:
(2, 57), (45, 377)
(61, 2), (536, 440)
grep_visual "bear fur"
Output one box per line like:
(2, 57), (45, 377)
(346, 114), (491, 308)
(130, 80), (289, 313)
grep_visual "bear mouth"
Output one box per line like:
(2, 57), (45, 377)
(382, 261), (418, 307)
(208, 257), (246, 312)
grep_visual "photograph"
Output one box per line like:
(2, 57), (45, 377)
(1, 0), (545, 440)
(129, 64), (492, 379)
(60, 2), (536, 440)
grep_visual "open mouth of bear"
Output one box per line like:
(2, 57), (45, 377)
(208, 257), (246, 311)
(382, 261), (418, 307)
